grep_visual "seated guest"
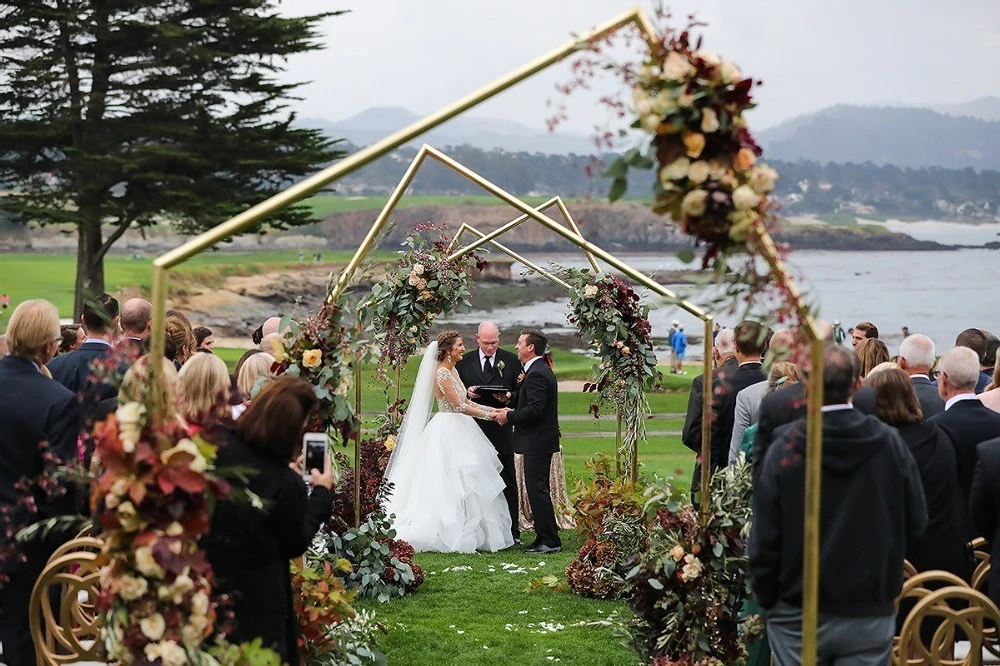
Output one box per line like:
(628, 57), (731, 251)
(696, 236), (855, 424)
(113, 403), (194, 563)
(750, 344), (927, 666)
(0, 300), (81, 666)
(897, 334), (945, 418)
(58, 324), (85, 355)
(202, 377), (334, 662)
(867, 368), (971, 580)
(970, 434), (1000, 609)
(233, 352), (275, 419)
(954, 327), (994, 394)
(195, 326), (215, 353)
(176, 353), (231, 434)
(929, 346), (1000, 539)
(850, 321), (879, 348)
(855, 337), (890, 377)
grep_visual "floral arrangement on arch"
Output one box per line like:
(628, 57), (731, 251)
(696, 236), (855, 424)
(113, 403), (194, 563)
(90, 403), (280, 666)
(272, 297), (367, 443)
(624, 459), (759, 666)
(357, 222), (484, 373)
(565, 268), (660, 476)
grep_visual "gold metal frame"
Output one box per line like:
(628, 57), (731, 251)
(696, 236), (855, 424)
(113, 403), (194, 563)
(147, 7), (825, 664)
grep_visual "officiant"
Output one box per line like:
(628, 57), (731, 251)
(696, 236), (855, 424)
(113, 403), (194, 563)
(457, 321), (522, 543)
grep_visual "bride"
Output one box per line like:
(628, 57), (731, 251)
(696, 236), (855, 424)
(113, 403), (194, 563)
(384, 330), (515, 553)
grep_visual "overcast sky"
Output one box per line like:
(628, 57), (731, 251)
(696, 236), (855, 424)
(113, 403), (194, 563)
(277, 0), (999, 133)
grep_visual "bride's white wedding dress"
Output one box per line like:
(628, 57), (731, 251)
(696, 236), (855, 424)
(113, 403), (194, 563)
(384, 344), (514, 553)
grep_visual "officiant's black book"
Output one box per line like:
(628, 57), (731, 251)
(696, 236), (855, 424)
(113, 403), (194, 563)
(476, 385), (510, 394)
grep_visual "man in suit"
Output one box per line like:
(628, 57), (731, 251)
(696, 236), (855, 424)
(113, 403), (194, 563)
(954, 327), (994, 394)
(970, 435), (1000, 609)
(897, 334), (945, 418)
(0, 300), (81, 666)
(120, 297), (152, 354)
(682, 328), (736, 490)
(48, 293), (123, 424)
(709, 321), (768, 471)
(456, 321), (521, 543)
(929, 346), (1000, 539)
(499, 329), (560, 554)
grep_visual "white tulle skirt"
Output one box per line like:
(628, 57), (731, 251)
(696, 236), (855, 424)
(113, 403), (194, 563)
(384, 412), (514, 553)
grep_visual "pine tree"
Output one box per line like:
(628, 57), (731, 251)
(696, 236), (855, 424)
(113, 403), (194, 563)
(0, 1), (345, 317)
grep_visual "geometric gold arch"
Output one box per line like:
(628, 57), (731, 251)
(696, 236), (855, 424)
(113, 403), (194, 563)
(149, 7), (826, 663)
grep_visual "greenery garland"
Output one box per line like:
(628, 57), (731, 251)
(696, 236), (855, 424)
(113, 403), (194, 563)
(565, 268), (660, 478)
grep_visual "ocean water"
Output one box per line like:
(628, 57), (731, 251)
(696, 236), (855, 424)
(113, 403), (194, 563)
(443, 223), (1000, 360)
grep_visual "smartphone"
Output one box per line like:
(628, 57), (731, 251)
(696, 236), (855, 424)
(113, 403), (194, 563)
(302, 432), (328, 482)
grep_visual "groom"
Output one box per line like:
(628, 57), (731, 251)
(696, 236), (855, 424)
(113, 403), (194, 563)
(499, 329), (561, 554)
(456, 321), (521, 543)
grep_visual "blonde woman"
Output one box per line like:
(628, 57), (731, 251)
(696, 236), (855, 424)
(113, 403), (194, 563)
(176, 352), (231, 434)
(855, 338), (891, 378)
(165, 315), (196, 369)
(233, 352), (275, 419)
(980, 354), (1000, 413)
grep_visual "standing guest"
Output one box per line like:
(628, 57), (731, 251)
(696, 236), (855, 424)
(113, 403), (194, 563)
(709, 320), (768, 472)
(0, 300), (81, 666)
(832, 321), (847, 346)
(980, 354), (1000, 413)
(851, 321), (879, 348)
(165, 314), (196, 370)
(929, 346), (1000, 539)
(195, 326), (215, 353)
(0, 333), (8, 357)
(120, 298), (152, 355)
(58, 324), (86, 355)
(230, 349), (264, 406)
(671, 324), (687, 374)
(739, 362), (802, 462)
(668, 320), (679, 371)
(202, 377), (335, 663)
(48, 293), (123, 427)
(251, 316), (282, 346)
(954, 327), (993, 394)
(750, 345), (927, 666)
(683, 328), (737, 489)
(233, 352), (276, 419)
(855, 338), (890, 377)
(867, 369), (971, 581)
(970, 434), (1000, 609)
(902, 326), (911, 338)
(456, 321), (522, 543)
(713, 323), (721, 341)
(983, 333), (998, 383)
(96, 356), (181, 427)
(176, 353), (231, 434)
(896, 334), (945, 419)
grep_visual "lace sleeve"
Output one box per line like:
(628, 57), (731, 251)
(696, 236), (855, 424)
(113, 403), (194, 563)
(436, 368), (493, 420)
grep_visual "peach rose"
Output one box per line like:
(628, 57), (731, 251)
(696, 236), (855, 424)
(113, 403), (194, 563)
(682, 131), (705, 158)
(302, 348), (323, 368)
(734, 147), (756, 171)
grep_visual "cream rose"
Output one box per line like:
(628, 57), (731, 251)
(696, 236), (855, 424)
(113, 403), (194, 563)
(681, 190), (709, 217)
(680, 553), (703, 582)
(635, 98), (654, 118)
(334, 376), (351, 397)
(116, 401), (145, 453)
(407, 274), (420, 286)
(636, 65), (658, 85)
(720, 60), (742, 84)
(384, 435), (396, 452)
(158, 640), (187, 666)
(419, 290), (433, 301)
(134, 545), (164, 579)
(749, 165), (778, 194)
(118, 574), (148, 601)
(159, 572), (194, 604)
(181, 623), (202, 646)
(662, 51), (694, 81)
(117, 501), (141, 532)
(191, 590), (210, 616)
(139, 613), (166, 641)
(732, 184), (762, 211)
(584, 284), (599, 298)
(708, 161), (730, 181)
(682, 131), (705, 158)
(653, 89), (676, 115)
(728, 209), (758, 242)
(687, 161), (710, 185)
(660, 157), (690, 184)
(700, 107), (720, 133)
(302, 348), (323, 368)
(412, 263), (425, 275)
(640, 113), (662, 134)
(695, 50), (721, 67)
(734, 147), (756, 171)
(676, 90), (695, 108)
(670, 544), (686, 562)
(621, 346), (631, 355)
(416, 278), (427, 291)
(161, 439), (207, 474)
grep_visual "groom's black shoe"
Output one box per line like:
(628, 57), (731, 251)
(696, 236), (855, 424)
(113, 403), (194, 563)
(525, 544), (561, 555)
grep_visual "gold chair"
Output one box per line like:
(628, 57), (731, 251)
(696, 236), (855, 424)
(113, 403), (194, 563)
(893, 571), (971, 666)
(896, 585), (1000, 666)
(904, 559), (918, 579)
(29, 547), (104, 665)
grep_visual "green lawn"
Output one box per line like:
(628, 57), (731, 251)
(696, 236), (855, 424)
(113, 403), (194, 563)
(304, 194), (561, 218)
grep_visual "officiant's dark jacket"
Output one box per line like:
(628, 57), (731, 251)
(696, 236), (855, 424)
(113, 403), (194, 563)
(456, 347), (520, 444)
(507, 358), (560, 455)
(970, 437), (1000, 608)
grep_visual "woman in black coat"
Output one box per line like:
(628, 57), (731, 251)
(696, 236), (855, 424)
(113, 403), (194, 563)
(202, 376), (335, 662)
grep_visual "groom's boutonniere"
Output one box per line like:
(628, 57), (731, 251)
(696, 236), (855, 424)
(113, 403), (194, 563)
(496, 360), (505, 376)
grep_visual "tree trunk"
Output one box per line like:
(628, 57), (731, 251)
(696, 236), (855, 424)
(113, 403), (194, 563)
(74, 220), (105, 321)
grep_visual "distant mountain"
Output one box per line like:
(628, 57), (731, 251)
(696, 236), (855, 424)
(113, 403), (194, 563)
(758, 104), (1000, 170)
(929, 96), (1000, 122)
(304, 106), (597, 154)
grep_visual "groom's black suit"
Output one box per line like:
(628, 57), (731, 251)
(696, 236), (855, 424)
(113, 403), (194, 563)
(507, 357), (561, 549)
(456, 347), (521, 540)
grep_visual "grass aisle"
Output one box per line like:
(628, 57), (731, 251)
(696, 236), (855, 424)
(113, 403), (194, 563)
(355, 531), (637, 666)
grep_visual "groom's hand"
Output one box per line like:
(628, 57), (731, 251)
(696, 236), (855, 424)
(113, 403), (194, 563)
(467, 386), (481, 399)
(496, 408), (511, 425)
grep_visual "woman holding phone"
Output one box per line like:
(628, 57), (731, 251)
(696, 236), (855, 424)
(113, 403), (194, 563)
(202, 376), (335, 662)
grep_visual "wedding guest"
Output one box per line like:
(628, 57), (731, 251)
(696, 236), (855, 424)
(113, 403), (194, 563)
(251, 316), (281, 346)
(671, 324), (687, 374)
(897, 334), (945, 418)
(970, 434), (1000, 609)
(165, 314), (196, 369)
(57, 324), (85, 355)
(738, 361), (801, 462)
(855, 337), (890, 377)
(851, 321), (879, 348)
(0, 333), (8, 357)
(709, 320), (767, 473)
(230, 348), (263, 405)
(176, 352), (231, 434)
(120, 298), (152, 350)
(867, 369), (970, 580)
(929, 346), (1000, 539)
(750, 345), (926, 666)
(259, 332), (282, 354)
(980, 354), (1000, 413)
(0, 300), (80, 666)
(984, 333), (998, 383)
(195, 326), (215, 353)
(954, 327), (993, 393)
(203, 377), (334, 663)
(233, 352), (275, 418)
(683, 328), (736, 490)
